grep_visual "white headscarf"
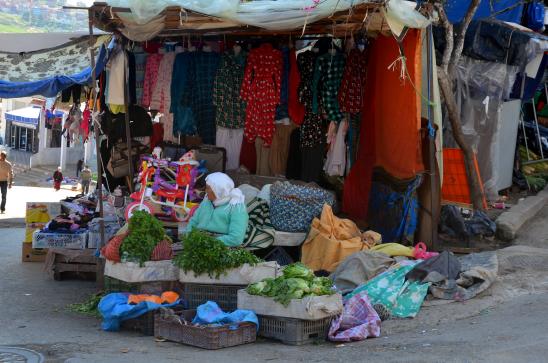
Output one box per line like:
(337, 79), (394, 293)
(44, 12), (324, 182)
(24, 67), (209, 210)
(205, 172), (245, 208)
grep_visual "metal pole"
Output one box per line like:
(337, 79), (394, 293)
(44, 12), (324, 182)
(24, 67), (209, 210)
(426, 26), (438, 250)
(88, 8), (105, 248)
(123, 49), (134, 190)
(531, 97), (544, 159)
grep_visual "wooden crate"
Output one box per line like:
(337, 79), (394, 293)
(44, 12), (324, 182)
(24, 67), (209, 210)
(49, 249), (101, 281)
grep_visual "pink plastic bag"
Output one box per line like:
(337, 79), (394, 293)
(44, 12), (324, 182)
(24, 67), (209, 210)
(413, 242), (439, 260)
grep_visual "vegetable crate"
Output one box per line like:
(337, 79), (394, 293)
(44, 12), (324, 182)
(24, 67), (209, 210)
(155, 309), (256, 349)
(183, 283), (245, 311)
(104, 276), (183, 295)
(258, 315), (333, 345)
(121, 305), (185, 336)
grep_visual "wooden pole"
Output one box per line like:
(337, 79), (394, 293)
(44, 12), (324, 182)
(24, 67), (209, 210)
(123, 46), (134, 190)
(88, 8), (105, 248)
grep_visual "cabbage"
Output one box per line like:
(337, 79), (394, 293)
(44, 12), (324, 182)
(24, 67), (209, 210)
(282, 262), (314, 280)
(246, 281), (266, 295)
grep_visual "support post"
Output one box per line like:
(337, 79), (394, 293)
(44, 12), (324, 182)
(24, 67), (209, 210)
(123, 52), (134, 190)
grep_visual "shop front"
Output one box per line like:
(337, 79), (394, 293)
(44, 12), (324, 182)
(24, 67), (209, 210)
(5, 106), (40, 153)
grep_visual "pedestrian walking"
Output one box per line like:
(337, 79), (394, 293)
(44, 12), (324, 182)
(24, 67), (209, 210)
(0, 150), (14, 214)
(80, 164), (92, 194)
(53, 166), (63, 191)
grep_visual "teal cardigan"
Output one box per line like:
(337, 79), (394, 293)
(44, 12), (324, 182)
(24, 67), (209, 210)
(185, 199), (249, 247)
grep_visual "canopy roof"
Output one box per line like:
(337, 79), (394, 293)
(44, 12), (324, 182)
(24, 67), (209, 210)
(5, 106), (41, 125)
(89, 1), (430, 40)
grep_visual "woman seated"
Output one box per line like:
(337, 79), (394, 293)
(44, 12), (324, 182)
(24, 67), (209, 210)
(185, 172), (249, 247)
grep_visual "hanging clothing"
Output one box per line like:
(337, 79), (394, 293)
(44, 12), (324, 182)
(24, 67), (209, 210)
(343, 31), (423, 220)
(133, 48), (148, 106)
(288, 49), (305, 126)
(61, 85), (82, 103)
(255, 137), (271, 176)
(150, 122), (164, 151)
(324, 119), (348, 177)
(141, 53), (163, 108)
(213, 50), (248, 129)
(312, 52), (346, 123)
(107, 49), (127, 108)
(127, 51), (137, 105)
(240, 138), (257, 174)
(285, 128), (302, 180)
(189, 51), (221, 145)
(216, 127), (244, 170)
(240, 43), (283, 147)
(275, 47), (290, 121)
(171, 52), (196, 137)
(301, 143), (325, 183)
(269, 121), (296, 177)
(297, 50), (324, 148)
(338, 49), (368, 114)
(151, 52), (176, 141)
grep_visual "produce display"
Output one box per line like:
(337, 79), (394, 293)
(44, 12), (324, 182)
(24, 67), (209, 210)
(119, 210), (171, 265)
(246, 263), (335, 306)
(174, 229), (261, 279)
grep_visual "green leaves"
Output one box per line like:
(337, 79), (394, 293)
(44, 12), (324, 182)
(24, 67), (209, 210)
(174, 229), (261, 279)
(120, 211), (168, 266)
(245, 263), (335, 306)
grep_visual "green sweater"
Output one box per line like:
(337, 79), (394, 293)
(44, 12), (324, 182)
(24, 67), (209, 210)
(185, 199), (249, 247)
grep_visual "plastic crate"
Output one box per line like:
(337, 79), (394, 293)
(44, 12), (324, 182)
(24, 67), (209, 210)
(104, 276), (182, 295)
(155, 309), (256, 349)
(258, 315), (333, 345)
(183, 283), (245, 311)
(121, 305), (185, 336)
(264, 246), (294, 266)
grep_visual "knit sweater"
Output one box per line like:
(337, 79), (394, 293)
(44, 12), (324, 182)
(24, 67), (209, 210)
(185, 199), (249, 247)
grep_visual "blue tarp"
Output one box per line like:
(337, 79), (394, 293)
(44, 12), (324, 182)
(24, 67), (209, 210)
(0, 41), (111, 99)
(5, 106), (41, 125)
(443, 0), (524, 24)
(99, 293), (182, 332)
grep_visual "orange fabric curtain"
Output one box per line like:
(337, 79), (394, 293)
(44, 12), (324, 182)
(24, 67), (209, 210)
(343, 30), (424, 220)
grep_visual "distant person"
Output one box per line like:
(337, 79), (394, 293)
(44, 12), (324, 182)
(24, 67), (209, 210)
(0, 150), (14, 214)
(53, 167), (63, 191)
(80, 165), (92, 194)
(76, 159), (84, 177)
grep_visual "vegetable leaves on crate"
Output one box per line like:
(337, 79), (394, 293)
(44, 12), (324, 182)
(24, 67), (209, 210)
(174, 229), (261, 279)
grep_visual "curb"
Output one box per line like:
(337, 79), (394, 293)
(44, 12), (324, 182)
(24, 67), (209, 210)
(496, 189), (548, 241)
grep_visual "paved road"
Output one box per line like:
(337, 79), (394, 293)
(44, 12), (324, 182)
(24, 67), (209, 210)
(2, 224), (548, 363)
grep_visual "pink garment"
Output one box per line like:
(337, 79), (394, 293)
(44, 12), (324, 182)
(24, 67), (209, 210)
(150, 52), (176, 141)
(141, 53), (163, 108)
(324, 120), (348, 176)
(328, 291), (381, 342)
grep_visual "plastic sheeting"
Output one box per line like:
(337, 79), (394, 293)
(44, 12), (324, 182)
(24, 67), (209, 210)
(443, 0), (524, 24)
(107, 0), (430, 33)
(444, 56), (519, 199)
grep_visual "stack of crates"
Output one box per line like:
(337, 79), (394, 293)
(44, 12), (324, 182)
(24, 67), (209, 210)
(22, 202), (60, 262)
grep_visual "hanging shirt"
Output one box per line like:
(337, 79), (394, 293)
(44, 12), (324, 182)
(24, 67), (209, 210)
(171, 52), (196, 136)
(275, 47), (290, 121)
(188, 51), (221, 145)
(106, 48), (127, 107)
(312, 52), (346, 123)
(339, 49), (368, 114)
(133, 49), (148, 106)
(141, 53), (163, 108)
(240, 43), (283, 147)
(297, 50), (323, 148)
(150, 52), (176, 113)
(212, 50), (248, 129)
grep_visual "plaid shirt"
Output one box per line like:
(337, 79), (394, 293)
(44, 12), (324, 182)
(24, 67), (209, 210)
(312, 52), (346, 123)
(213, 51), (248, 129)
(328, 291), (381, 342)
(188, 51), (221, 144)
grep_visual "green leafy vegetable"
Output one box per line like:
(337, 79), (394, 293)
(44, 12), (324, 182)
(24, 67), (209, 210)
(174, 229), (261, 279)
(246, 263), (335, 306)
(120, 210), (169, 266)
(67, 292), (105, 318)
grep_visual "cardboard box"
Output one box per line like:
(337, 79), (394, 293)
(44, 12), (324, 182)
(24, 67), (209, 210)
(24, 223), (46, 243)
(26, 202), (61, 224)
(237, 290), (343, 320)
(32, 230), (87, 249)
(21, 242), (48, 262)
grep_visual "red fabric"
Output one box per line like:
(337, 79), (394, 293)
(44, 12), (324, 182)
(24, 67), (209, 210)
(151, 240), (173, 261)
(343, 31), (423, 220)
(143, 42), (162, 54)
(240, 43), (283, 146)
(150, 122), (164, 151)
(239, 138), (257, 174)
(288, 49), (305, 125)
(81, 106), (90, 141)
(338, 49), (369, 114)
(101, 233), (128, 262)
(142, 53), (163, 108)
